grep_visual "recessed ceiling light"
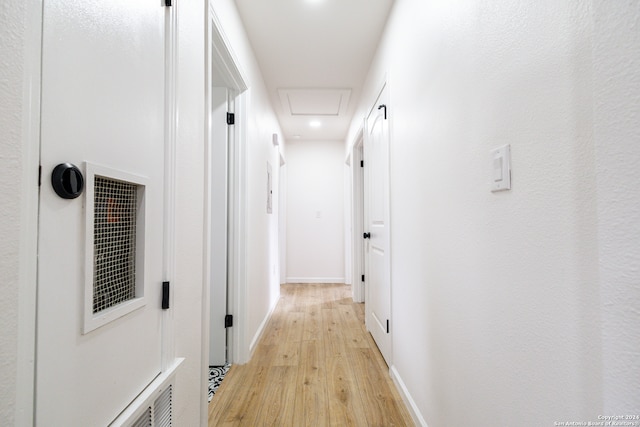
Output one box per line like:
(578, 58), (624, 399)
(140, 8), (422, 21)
(293, 135), (301, 139)
(309, 120), (321, 128)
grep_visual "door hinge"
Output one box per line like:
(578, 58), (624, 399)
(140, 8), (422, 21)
(386, 319), (389, 333)
(38, 165), (42, 187)
(226, 112), (235, 125)
(378, 104), (387, 120)
(361, 274), (365, 282)
(162, 281), (170, 310)
(360, 160), (364, 167)
(163, 0), (172, 6)
(225, 314), (233, 328)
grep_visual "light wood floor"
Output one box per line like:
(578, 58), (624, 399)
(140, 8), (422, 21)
(208, 283), (414, 426)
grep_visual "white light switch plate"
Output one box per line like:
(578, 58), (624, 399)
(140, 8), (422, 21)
(491, 144), (511, 192)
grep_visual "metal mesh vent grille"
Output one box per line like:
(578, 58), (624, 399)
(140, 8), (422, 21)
(154, 385), (172, 427)
(93, 176), (138, 313)
(131, 407), (152, 427)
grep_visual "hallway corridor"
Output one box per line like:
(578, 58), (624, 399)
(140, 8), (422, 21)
(208, 284), (414, 426)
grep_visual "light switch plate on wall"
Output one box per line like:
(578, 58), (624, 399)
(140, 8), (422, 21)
(491, 144), (511, 192)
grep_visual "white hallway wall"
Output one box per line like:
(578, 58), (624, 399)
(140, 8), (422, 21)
(348, 0), (639, 425)
(0, 1), (31, 423)
(592, 0), (640, 412)
(286, 140), (345, 283)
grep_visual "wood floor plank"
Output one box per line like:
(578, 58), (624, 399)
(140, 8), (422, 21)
(303, 309), (322, 342)
(293, 340), (329, 426)
(350, 347), (410, 427)
(274, 290), (302, 366)
(319, 284), (340, 309)
(254, 366), (297, 426)
(208, 344), (278, 424)
(207, 365), (241, 425)
(208, 283), (414, 427)
(261, 311), (285, 346)
(285, 311), (305, 343)
(326, 354), (369, 426)
(209, 363), (268, 425)
(337, 304), (370, 349)
(353, 300), (367, 326)
(321, 308), (347, 359)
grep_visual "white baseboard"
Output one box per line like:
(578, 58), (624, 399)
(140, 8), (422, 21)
(286, 277), (345, 284)
(390, 365), (429, 427)
(248, 298), (278, 358)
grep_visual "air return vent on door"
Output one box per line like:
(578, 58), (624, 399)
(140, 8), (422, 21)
(122, 385), (172, 427)
(153, 385), (172, 427)
(109, 359), (182, 427)
(130, 408), (152, 427)
(83, 163), (149, 334)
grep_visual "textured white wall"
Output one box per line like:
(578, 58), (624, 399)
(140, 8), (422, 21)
(244, 91), (283, 353)
(286, 140), (345, 283)
(592, 0), (640, 413)
(0, 1), (25, 424)
(347, 1), (615, 425)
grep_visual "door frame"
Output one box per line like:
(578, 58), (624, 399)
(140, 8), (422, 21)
(208, 87), (230, 367)
(202, 3), (249, 424)
(16, 0), (44, 424)
(162, 0), (178, 373)
(350, 128), (365, 303)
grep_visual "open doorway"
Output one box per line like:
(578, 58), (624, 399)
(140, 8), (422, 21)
(208, 86), (231, 368)
(202, 5), (249, 424)
(350, 129), (365, 303)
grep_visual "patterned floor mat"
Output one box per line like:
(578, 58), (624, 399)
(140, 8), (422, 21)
(208, 364), (231, 403)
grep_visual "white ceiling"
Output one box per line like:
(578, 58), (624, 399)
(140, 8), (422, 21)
(234, 0), (394, 141)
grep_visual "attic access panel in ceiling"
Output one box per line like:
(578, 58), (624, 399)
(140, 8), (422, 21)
(278, 88), (351, 116)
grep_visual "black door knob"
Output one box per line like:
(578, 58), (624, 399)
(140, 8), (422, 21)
(363, 232), (371, 239)
(51, 163), (84, 199)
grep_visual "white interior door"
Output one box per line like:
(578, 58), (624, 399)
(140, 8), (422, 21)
(210, 87), (229, 366)
(36, 2), (167, 424)
(364, 84), (392, 365)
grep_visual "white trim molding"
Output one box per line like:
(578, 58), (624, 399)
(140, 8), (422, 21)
(248, 298), (278, 358)
(16, 0), (43, 424)
(161, 3), (178, 373)
(286, 277), (346, 284)
(390, 365), (429, 427)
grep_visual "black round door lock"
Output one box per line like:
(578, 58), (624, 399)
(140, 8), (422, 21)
(51, 163), (84, 199)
